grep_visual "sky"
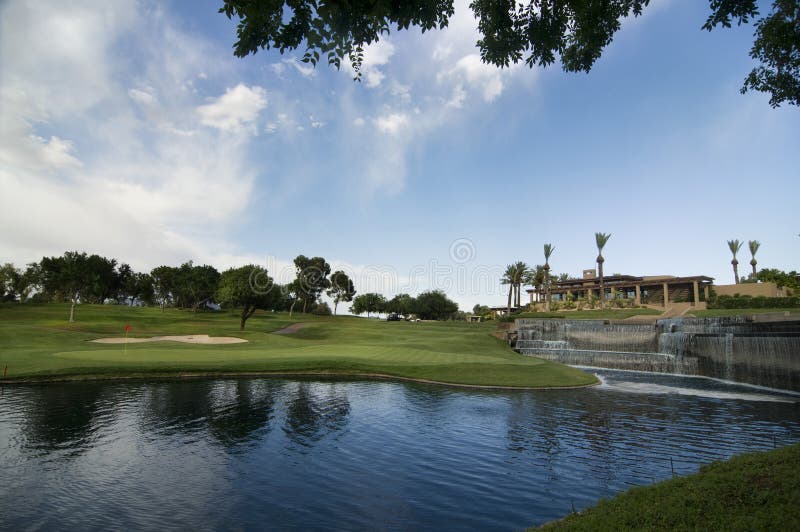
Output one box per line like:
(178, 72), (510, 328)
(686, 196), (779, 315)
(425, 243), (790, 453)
(1, 0), (798, 312)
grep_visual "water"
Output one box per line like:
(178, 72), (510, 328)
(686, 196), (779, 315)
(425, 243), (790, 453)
(1, 375), (799, 531)
(515, 318), (800, 391)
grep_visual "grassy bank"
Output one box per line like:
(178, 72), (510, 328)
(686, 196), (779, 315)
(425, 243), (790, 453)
(0, 304), (596, 388)
(539, 444), (800, 531)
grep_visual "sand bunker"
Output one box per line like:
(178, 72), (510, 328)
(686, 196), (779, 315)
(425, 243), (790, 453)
(90, 335), (247, 345)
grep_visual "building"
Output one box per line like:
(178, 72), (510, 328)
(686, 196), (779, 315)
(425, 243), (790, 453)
(489, 305), (522, 317)
(527, 269), (714, 308)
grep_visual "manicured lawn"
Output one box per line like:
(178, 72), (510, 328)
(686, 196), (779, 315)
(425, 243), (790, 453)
(512, 308), (663, 320)
(538, 444), (800, 531)
(0, 304), (596, 388)
(689, 308), (800, 318)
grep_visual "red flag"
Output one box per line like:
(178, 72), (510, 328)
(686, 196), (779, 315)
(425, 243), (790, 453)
(125, 324), (131, 332)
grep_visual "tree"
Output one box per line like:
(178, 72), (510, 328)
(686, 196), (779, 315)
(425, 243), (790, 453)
(501, 264), (514, 314)
(525, 264), (547, 304)
(217, 265), (279, 330)
(293, 255), (331, 313)
(740, 1), (800, 107)
(0, 263), (21, 302)
(748, 240), (761, 277)
(412, 290), (459, 320)
(286, 279), (304, 318)
(510, 261), (530, 309)
(120, 272), (155, 306)
(543, 243), (554, 312)
(472, 304), (491, 316)
(172, 261), (220, 311)
(326, 270), (356, 315)
(756, 268), (800, 293)
(728, 239), (743, 284)
(221, 0), (800, 107)
(19, 263), (42, 301)
(151, 265), (178, 311)
(82, 254), (119, 304)
(351, 292), (386, 317)
(386, 293), (415, 317)
(595, 232), (611, 309)
(40, 252), (93, 322)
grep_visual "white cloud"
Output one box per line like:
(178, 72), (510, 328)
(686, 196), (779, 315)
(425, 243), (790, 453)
(282, 57), (315, 78)
(0, 0), (261, 271)
(38, 136), (83, 169)
(446, 84), (467, 108)
(353, 117), (366, 127)
(127, 87), (156, 106)
(345, 39), (396, 88)
(449, 54), (505, 102)
(197, 84), (268, 133)
(374, 113), (409, 135)
(270, 62), (286, 76)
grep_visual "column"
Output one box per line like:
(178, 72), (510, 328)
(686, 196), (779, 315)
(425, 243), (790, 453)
(704, 285), (710, 300)
(610, 286), (616, 300)
(635, 284), (641, 305)
(663, 282), (669, 308)
(693, 281), (700, 305)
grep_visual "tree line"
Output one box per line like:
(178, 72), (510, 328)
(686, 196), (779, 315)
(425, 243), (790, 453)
(349, 291), (461, 321)
(0, 251), (463, 327)
(0, 252), (356, 328)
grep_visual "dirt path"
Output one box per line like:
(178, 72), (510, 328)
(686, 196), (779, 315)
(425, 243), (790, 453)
(273, 322), (308, 335)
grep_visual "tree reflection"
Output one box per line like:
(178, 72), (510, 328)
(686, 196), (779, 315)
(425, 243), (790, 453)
(283, 381), (350, 448)
(20, 384), (105, 454)
(207, 380), (277, 450)
(139, 381), (215, 436)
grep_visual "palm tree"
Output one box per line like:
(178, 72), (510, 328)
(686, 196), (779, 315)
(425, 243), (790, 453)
(728, 239), (742, 284)
(501, 264), (514, 314)
(511, 261), (529, 309)
(748, 240), (760, 278)
(595, 232), (611, 309)
(543, 244), (554, 312)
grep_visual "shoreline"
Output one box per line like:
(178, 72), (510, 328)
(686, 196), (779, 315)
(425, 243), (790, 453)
(0, 369), (601, 391)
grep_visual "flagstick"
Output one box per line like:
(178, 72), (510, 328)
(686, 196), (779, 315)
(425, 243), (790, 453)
(124, 328), (128, 356)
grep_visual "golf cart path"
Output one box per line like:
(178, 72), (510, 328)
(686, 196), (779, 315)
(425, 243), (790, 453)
(273, 322), (308, 335)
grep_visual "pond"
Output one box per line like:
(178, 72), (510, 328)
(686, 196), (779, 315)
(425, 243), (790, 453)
(1, 370), (799, 530)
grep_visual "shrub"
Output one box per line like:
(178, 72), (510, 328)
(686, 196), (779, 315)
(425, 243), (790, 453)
(707, 295), (800, 309)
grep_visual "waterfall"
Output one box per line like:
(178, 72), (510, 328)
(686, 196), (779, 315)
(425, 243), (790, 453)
(514, 317), (800, 392)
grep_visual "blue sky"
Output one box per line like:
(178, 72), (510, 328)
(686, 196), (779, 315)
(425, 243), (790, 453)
(1, 0), (798, 311)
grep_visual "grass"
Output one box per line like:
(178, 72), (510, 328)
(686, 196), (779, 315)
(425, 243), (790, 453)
(538, 444), (800, 531)
(512, 308), (663, 320)
(689, 308), (800, 318)
(0, 303), (596, 388)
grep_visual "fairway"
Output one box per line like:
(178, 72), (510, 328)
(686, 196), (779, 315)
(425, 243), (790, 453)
(0, 304), (596, 388)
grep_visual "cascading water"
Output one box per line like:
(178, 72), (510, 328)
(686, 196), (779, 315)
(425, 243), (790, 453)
(514, 316), (800, 392)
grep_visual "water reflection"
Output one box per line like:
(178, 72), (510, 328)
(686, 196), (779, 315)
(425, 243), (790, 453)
(0, 373), (798, 531)
(207, 380), (278, 450)
(283, 381), (351, 448)
(20, 384), (106, 455)
(139, 380), (215, 437)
